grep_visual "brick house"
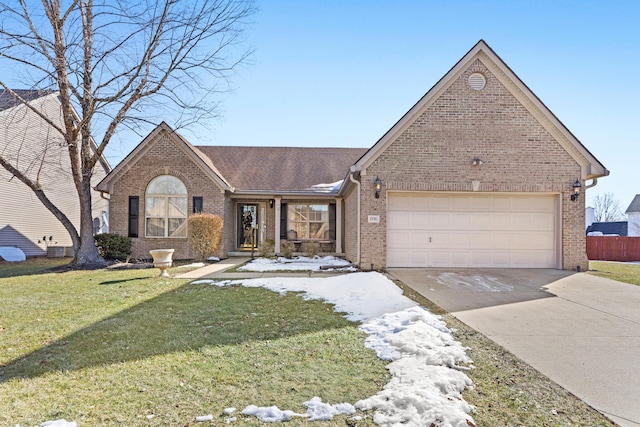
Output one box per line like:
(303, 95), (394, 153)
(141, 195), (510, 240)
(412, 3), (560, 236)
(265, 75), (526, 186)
(97, 40), (608, 270)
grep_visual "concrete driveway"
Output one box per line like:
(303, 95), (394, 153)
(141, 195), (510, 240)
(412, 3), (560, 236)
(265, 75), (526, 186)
(388, 268), (640, 427)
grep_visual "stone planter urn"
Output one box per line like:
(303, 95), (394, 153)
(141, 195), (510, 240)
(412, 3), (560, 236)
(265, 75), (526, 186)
(149, 249), (175, 277)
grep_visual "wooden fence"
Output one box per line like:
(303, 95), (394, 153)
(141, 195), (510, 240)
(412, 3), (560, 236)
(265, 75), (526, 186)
(586, 236), (640, 262)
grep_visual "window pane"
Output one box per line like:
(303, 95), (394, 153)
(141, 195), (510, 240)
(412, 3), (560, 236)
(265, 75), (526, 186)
(147, 175), (187, 195)
(168, 197), (187, 218)
(145, 197), (166, 217)
(146, 218), (165, 237)
(168, 218), (187, 237)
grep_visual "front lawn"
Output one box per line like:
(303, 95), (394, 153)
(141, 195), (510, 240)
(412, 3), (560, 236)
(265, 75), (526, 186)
(588, 260), (640, 286)
(1, 259), (616, 426)
(0, 260), (387, 426)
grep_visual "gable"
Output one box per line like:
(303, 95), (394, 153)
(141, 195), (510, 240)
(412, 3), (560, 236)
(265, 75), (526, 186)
(97, 122), (230, 194)
(352, 40), (608, 182)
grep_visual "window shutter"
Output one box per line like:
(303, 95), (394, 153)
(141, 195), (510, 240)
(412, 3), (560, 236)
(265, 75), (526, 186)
(128, 196), (139, 238)
(329, 203), (336, 240)
(193, 196), (203, 214)
(280, 203), (288, 240)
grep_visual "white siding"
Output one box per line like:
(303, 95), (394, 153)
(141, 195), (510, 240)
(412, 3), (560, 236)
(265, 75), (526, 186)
(0, 93), (109, 256)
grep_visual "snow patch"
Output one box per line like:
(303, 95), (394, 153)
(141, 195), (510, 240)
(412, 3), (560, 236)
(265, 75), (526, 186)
(238, 256), (355, 272)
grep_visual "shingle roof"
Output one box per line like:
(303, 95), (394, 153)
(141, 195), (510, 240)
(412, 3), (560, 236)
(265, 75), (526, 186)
(195, 146), (367, 192)
(625, 195), (640, 214)
(586, 221), (628, 236)
(0, 89), (55, 111)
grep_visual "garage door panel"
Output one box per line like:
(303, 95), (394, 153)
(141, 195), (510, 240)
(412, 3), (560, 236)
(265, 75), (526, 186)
(451, 213), (471, 229)
(409, 212), (434, 229)
(429, 212), (452, 229)
(387, 193), (557, 268)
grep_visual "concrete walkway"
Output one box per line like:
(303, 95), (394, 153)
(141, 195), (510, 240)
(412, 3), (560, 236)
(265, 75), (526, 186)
(388, 268), (640, 427)
(175, 257), (348, 279)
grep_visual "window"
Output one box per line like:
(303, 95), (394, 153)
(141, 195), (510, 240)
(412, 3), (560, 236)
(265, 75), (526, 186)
(145, 175), (187, 238)
(288, 204), (329, 239)
(192, 196), (203, 214)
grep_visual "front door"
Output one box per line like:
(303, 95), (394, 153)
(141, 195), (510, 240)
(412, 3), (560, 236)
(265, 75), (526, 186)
(237, 204), (259, 249)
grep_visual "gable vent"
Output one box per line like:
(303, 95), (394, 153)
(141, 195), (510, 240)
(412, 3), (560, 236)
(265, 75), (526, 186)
(468, 72), (486, 91)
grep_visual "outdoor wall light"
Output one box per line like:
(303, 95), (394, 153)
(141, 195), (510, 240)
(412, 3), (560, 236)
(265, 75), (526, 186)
(472, 157), (484, 166)
(269, 199), (275, 208)
(570, 179), (582, 201)
(374, 176), (382, 199)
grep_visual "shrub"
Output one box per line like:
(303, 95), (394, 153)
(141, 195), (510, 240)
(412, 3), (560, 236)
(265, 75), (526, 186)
(258, 239), (275, 258)
(188, 213), (224, 261)
(280, 240), (295, 259)
(94, 233), (132, 261)
(302, 241), (319, 258)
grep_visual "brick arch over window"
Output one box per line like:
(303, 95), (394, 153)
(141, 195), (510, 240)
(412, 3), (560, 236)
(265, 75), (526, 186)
(145, 175), (188, 238)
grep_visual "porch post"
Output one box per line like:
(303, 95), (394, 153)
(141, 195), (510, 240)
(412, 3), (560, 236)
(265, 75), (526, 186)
(275, 197), (282, 254)
(336, 197), (342, 254)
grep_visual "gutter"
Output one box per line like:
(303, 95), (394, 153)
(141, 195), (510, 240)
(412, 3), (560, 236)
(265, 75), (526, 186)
(349, 171), (361, 267)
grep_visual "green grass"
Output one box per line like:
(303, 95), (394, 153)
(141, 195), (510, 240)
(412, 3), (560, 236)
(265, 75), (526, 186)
(0, 260), (387, 426)
(588, 260), (640, 286)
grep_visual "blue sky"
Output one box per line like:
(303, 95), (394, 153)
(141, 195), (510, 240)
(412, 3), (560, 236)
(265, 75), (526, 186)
(105, 1), (639, 210)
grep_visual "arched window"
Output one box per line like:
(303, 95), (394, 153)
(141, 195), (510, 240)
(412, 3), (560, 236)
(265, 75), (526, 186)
(145, 175), (188, 238)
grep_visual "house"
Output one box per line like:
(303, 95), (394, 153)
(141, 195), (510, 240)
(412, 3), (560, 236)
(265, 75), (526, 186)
(625, 195), (640, 237)
(586, 222), (628, 236)
(97, 40), (608, 270)
(0, 90), (110, 257)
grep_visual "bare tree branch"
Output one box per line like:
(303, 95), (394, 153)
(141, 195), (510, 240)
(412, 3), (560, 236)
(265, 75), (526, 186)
(590, 192), (625, 222)
(0, 0), (255, 265)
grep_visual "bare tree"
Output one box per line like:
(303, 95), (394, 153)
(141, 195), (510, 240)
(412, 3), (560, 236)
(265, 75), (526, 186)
(590, 192), (625, 222)
(0, 0), (255, 265)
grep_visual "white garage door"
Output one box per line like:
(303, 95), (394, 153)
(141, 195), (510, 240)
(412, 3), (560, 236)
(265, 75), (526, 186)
(387, 193), (558, 268)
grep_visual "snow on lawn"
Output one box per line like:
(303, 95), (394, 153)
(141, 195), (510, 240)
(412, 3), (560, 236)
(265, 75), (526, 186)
(30, 257), (474, 426)
(194, 270), (476, 426)
(237, 255), (356, 272)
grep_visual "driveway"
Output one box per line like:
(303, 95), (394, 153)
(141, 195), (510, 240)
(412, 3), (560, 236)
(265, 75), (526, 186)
(388, 268), (640, 427)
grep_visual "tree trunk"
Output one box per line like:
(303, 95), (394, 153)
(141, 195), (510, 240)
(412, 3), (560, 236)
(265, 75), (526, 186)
(74, 175), (104, 265)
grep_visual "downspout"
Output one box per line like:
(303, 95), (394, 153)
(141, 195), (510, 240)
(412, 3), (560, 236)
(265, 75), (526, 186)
(584, 178), (598, 190)
(349, 172), (361, 267)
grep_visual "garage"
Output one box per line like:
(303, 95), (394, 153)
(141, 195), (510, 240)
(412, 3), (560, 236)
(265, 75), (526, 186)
(387, 193), (559, 268)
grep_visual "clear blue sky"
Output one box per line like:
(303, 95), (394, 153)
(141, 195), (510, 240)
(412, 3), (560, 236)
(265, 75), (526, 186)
(106, 1), (640, 210)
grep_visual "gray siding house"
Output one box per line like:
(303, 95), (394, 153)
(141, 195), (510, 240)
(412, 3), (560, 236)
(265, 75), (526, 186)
(0, 90), (110, 257)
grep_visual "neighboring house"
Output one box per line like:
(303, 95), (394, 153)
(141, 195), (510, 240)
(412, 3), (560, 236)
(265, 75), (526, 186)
(97, 40), (608, 270)
(586, 222), (628, 236)
(0, 90), (110, 256)
(625, 194), (640, 237)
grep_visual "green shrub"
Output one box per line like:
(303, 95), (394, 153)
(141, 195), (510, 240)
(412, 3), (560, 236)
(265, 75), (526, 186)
(280, 240), (295, 259)
(302, 241), (319, 258)
(188, 213), (223, 260)
(258, 239), (275, 258)
(94, 233), (132, 261)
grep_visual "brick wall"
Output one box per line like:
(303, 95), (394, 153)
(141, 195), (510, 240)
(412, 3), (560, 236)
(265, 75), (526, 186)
(359, 60), (588, 270)
(109, 129), (227, 260)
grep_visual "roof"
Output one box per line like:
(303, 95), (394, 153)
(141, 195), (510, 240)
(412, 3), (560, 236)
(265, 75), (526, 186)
(98, 121), (367, 195)
(0, 89), (55, 111)
(625, 195), (640, 214)
(586, 221), (628, 236)
(195, 146), (367, 193)
(349, 39), (608, 183)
